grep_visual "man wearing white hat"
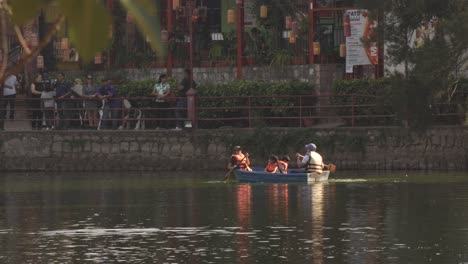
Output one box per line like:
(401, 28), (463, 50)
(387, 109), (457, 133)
(296, 143), (324, 173)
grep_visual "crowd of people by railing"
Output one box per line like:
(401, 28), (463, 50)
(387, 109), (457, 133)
(1, 69), (196, 131)
(2, 68), (467, 131)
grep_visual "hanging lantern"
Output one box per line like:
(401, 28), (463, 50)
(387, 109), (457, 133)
(291, 21), (299, 34)
(161, 30), (168, 42)
(227, 9), (235, 24)
(61, 38), (69, 50)
(126, 12), (133, 23)
(313, 42), (321, 55)
(36, 55), (44, 69)
(340, 44), (346, 58)
(260, 5), (268, 18)
(285, 16), (292, 29)
(172, 0), (180, 10)
(289, 32), (296, 44)
(94, 53), (102, 64)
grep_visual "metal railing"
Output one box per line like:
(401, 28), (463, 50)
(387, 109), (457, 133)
(0, 94), (465, 130)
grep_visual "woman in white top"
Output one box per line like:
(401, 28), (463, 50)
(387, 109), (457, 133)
(151, 74), (172, 129)
(3, 73), (18, 119)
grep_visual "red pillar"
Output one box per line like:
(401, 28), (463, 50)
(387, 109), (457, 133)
(236, 0), (244, 79)
(107, 0), (115, 69)
(189, 0), (194, 85)
(309, 0), (315, 64)
(167, 0), (173, 76)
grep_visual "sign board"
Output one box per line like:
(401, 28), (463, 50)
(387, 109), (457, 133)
(344, 10), (378, 73)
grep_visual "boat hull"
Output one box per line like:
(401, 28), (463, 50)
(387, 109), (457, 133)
(234, 168), (329, 183)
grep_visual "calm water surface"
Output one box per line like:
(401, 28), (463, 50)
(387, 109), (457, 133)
(1, 171), (468, 263)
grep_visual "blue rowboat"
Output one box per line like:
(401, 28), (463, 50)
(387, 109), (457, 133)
(234, 167), (330, 183)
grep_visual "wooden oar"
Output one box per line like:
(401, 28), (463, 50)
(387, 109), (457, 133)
(224, 154), (249, 181)
(223, 165), (238, 181)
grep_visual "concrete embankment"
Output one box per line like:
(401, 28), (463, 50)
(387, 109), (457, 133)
(0, 127), (466, 171)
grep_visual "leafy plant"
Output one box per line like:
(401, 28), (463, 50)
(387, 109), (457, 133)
(197, 80), (314, 128)
(270, 49), (292, 66)
(208, 42), (224, 61)
(331, 78), (393, 126)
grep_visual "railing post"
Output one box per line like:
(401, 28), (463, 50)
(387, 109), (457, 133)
(53, 100), (57, 129)
(186, 88), (197, 129)
(121, 97), (125, 129)
(299, 96), (303, 127)
(248, 96), (252, 128)
(351, 94), (355, 127)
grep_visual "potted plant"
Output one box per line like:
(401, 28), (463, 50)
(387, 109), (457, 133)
(270, 49), (292, 66)
(208, 42), (225, 66)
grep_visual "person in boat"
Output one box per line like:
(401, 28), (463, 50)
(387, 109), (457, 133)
(278, 155), (290, 174)
(264, 155), (279, 173)
(296, 143), (324, 174)
(228, 146), (252, 171)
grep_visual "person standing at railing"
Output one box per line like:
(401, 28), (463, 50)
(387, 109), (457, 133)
(40, 84), (56, 130)
(2, 71), (18, 120)
(83, 75), (98, 129)
(70, 78), (84, 128)
(151, 74), (172, 129)
(97, 78), (120, 130)
(54, 72), (72, 130)
(175, 69), (197, 130)
(30, 74), (45, 130)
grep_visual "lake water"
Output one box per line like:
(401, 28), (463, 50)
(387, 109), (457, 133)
(1, 171), (468, 263)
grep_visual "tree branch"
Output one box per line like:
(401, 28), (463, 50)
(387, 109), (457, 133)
(0, 2), (8, 80)
(0, 15), (65, 85)
(14, 25), (32, 55)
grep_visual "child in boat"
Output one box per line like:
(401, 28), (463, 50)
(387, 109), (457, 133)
(278, 155), (290, 174)
(264, 155), (279, 173)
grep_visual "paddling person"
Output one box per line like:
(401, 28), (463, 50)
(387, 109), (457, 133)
(228, 146), (252, 171)
(264, 155), (279, 173)
(278, 155), (290, 174)
(296, 143), (324, 174)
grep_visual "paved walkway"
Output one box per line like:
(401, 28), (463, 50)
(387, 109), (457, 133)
(3, 94), (32, 131)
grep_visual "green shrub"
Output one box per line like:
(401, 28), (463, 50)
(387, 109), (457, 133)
(115, 79), (315, 128)
(331, 78), (393, 125)
(197, 80), (315, 128)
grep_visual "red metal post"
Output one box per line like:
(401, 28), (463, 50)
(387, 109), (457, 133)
(167, 0), (173, 76)
(236, 0), (244, 79)
(309, 0), (315, 64)
(189, 0), (194, 85)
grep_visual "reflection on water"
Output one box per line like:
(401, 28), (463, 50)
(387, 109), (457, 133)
(1, 171), (468, 263)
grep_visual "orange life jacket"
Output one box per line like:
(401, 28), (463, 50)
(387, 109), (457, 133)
(278, 160), (288, 174)
(232, 154), (249, 170)
(265, 161), (278, 173)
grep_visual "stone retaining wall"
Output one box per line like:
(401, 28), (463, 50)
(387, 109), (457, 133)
(0, 127), (466, 171)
